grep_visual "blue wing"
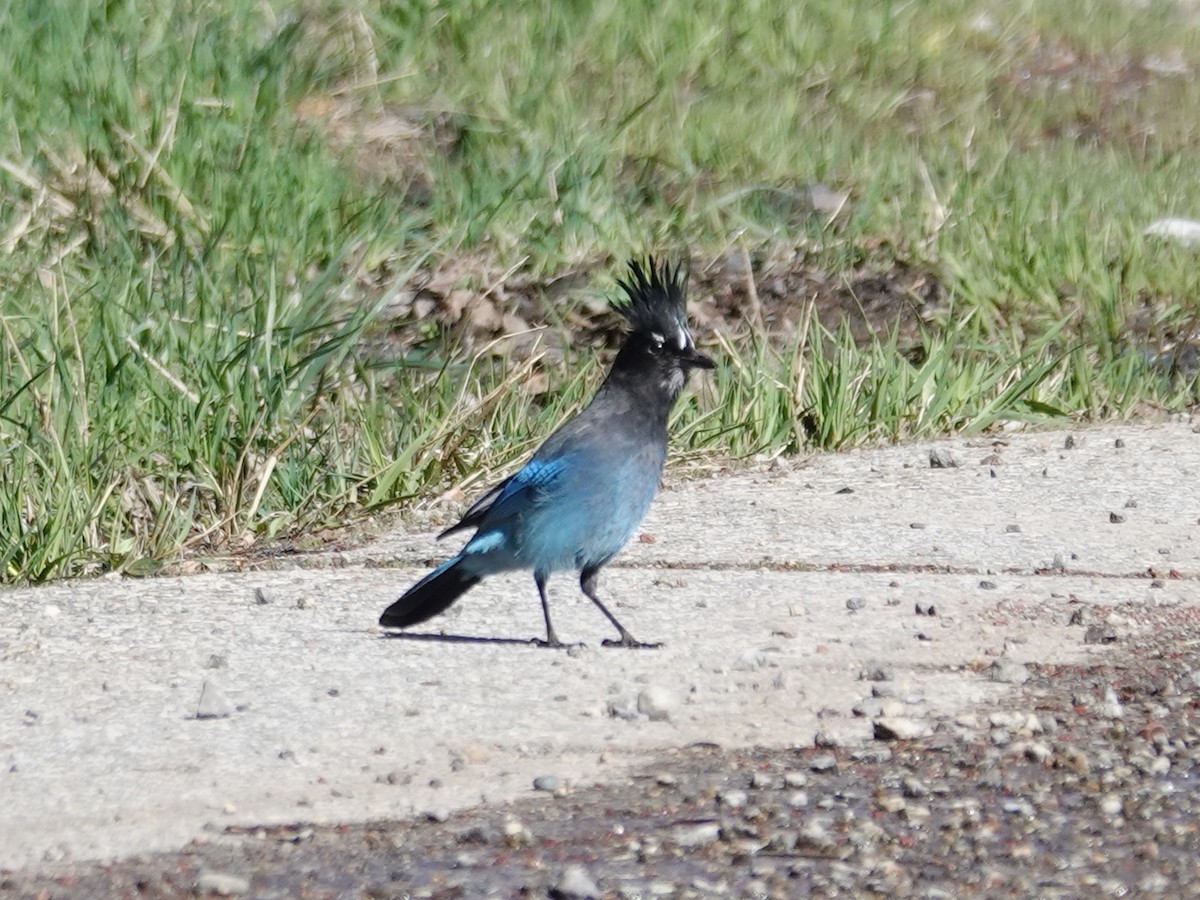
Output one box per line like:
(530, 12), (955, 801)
(438, 456), (568, 538)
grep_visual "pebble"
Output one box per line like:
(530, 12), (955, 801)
(671, 821), (721, 848)
(719, 789), (748, 808)
(901, 776), (929, 798)
(860, 664), (894, 682)
(1101, 686), (1124, 720)
(533, 775), (561, 792)
(636, 687), (677, 722)
(194, 869), (249, 896)
(502, 818), (532, 847)
(809, 754), (838, 773)
(195, 680), (234, 719)
(551, 864), (600, 899)
(928, 448), (958, 468)
(1023, 742), (1053, 764)
(873, 717), (933, 741)
(988, 659), (1031, 685)
(735, 648), (772, 670)
(751, 771), (776, 789)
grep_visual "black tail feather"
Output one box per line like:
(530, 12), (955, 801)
(379, 558), (481, 628)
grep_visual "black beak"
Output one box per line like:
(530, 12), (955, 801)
(683, 346), (716, 370)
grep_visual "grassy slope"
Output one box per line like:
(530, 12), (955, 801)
(0, 0), (1198, 580)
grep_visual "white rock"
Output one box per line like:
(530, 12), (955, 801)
(636, 687), (677, 722)
(195, 869), (249, 895)
(873, 717), (933, 741)
(553, 864), (600, 899)
(1145, 217), (1200, 247)
(671, 821), (720, 848)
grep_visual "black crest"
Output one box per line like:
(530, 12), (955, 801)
(615, 258), (690, 340)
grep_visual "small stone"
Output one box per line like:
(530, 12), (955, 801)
(846, 597), (867, 611)
(1101, 686), (1124, 719)
(929, 448), (959, 468)
(502, 818), (532, 847)
(1064, 435), (1077, 449)
(787, 790), (809, 808)
(1084, 624), (1119, 645)
(195, 680), (234, 720)
(195, 869), (249, 896)
(1099, 793), (1123, 816)
(860, 664), (894, 682)
(1024, 742), (1052, 763)
(988, 659), (1030, 685)
(813, 731), (840, 749)
(751, 771), (776, 789)
(873, 717), (933, 741)
(719, 789), (748, 808)
(783, 771), (808, 788)
(1058, 745), (1091, 775)
(901, 776), (929, 798)
(551, 864), (601, 899)
(734, 648), (770, 670)
(809, 754), (838, 773)
(795, 821), (835, 853)
(253, 588), (270, 605)
(204, 654), (227, 670)
(1114, 438), (1125, 448)
(914, 602), (936, 616)
(636, 687), (677, 722)
(1005, 524), (1021, 533)
(979, 580), (997, 590)
(876, 793), (907, 813)
(903, 804), (932, 824)
(533, 775), (561, 792)
(671, 821), (721, 849)
(1109, 512), (1125, 524)
(296, 596), (317, 610)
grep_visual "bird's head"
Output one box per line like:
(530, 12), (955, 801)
(613, 258), (715, 398)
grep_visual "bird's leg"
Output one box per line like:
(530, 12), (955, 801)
(532, 572), (565, 649)
(580, 567), (662, 649)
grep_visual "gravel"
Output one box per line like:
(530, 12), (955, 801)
(6, 601), (1200, 898)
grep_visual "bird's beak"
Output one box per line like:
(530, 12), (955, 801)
(684, 347), (716, 370)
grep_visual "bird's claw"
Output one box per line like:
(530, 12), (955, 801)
(530, 637), (587, 651)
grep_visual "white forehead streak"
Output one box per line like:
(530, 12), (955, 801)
(676, 327), (689, 350)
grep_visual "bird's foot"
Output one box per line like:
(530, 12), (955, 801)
(601, 635), (663, 650)
(529, 636), (587, 651)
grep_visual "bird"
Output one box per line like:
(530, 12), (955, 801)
(379, 257), (714, 648)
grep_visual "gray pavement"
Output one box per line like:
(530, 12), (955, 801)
(1, 421), (1197, 872)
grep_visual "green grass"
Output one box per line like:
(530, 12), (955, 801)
(1, 0), (1199, 581)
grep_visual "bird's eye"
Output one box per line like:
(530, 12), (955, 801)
(650, 332), (665, 349)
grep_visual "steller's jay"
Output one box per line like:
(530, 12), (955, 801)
(379, 258), (714, 648)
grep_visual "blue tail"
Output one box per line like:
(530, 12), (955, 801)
(379, 557), (482, 628)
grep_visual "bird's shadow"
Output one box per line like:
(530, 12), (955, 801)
(380, 630), (545, 647)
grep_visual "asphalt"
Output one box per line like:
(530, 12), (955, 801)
(1, 421), (1197, 872)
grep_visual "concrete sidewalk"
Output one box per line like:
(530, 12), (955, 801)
(1, 422), (1197, 871)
